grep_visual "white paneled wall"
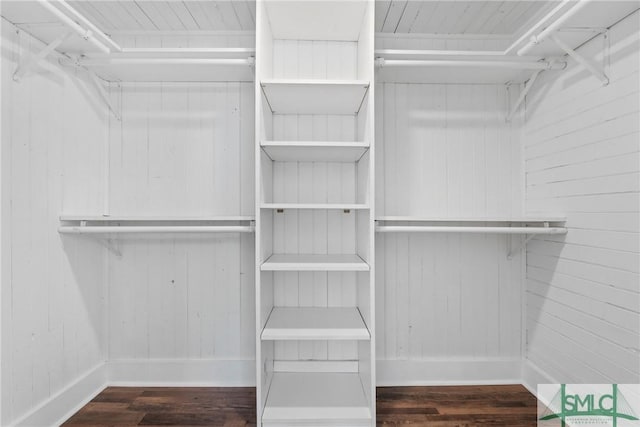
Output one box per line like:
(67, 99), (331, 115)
(523, 11), (640, 385)
(1, 20), (108, 426)
(375, 83), (524, 380)
(106, 81), (255, 375)
(377, 84), (521, 217)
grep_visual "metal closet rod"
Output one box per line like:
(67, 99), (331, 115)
(50, 0), (122, 52)
(59, 225), (255, 234)
(375, 58), (566, 70)
(77, 58), (255, 66)
(375, 226), (567, 235)
(517, 0), (595, 56)
(36, 0), (113, 54)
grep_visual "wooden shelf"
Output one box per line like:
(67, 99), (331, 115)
(261, 203), (369, 210)
(261, 141), (369, 162)
(260, 79), (369, 114)
(262, 307), (369, 340)
(262, 372), (371, 426)
(261, 254), (369, 271)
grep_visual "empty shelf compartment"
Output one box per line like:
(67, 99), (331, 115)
(262, 307), (370, 340)
(261, 79), (369, 114)
(262, 372), (371, 426)
(261, 141), (369, 162)
(261, 254), (369, 271)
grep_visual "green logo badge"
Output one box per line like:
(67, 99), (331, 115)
(539, 384), (639, 427)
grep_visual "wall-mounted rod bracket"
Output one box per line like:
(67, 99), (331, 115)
(506, 69), (543, 122)
(507, 234), (536, 260)
(86, 69), (122, 121)
(550, 34), (609, 85)
(13, 29), (75, 82)
(99, 238), (122, 257)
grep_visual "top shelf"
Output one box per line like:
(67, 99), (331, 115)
(261, 79), (369, 115)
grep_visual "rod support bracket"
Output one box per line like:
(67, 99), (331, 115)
(550, 34), (609, 85)
(100, 238), (122, 257)
(13, 29), (75, 82)
(507, 234), (536, 260)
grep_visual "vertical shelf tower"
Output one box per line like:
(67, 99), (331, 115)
(255, 1), (375, 425)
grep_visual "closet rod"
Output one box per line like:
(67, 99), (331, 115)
(375, 58), (566, 70)
(77, 58), (255, 66)
(375, 226), (567, 235)
(52, 0), (122, 52)
(517, 0), (594, 56)
(36, 0), (110, 54)
(59, 226), (255, 234)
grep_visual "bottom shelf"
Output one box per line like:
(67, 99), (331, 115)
(262, 372), (371, 426)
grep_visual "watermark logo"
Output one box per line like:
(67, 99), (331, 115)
(538, 384), (640, 427)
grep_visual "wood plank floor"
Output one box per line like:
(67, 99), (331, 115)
(62, 385), (537, 426)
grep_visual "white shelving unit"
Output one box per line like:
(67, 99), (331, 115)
(262, 307), (370, 340)
(255, 1), (375, 425)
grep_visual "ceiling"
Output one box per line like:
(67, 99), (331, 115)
(67, 1), (256, 32)
(2, 1), (560, 36)
(375, 1), (554, 35)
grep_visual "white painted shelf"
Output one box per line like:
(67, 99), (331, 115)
(261, 254), (369, 271)
(69, 48), (255, 82)
(58, 216), (255, 234)
(60, 215), (255, 222)
(261, 141), (369, 162)
(262, 307), (370, 341)
(262, 372), (371, 426)
(260, 79), (369, 114)
(375, 216), (567, 235)
(261, 203), (369, 210)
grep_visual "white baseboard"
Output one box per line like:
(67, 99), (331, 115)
(376, 358), (522, 386)
(12, 363), (107, 427)
(521, 358), (557, 397)
(107, 359), (255, 386)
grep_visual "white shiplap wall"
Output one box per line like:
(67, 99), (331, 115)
(106, 81), (256, 374)
(1, 20), (108, 425)
(375, 82), (525, 379)
(524, 10), (640, 385)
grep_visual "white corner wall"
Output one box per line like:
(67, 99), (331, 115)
(523, 10), (640, 387)
(1, 19), (108, 426)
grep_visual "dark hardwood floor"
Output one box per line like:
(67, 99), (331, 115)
(62, 384), (537, 426)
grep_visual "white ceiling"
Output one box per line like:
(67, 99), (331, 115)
(66, 1), (256, 32)
(2, 1), (561, 36)
(375, 1), (555, 35)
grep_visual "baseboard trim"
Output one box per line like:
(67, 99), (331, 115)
(11, 363), (107, 427)
(521, 358), (558, 397)
(107, 359), (255, 387)
(376, 358), (522, 386)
